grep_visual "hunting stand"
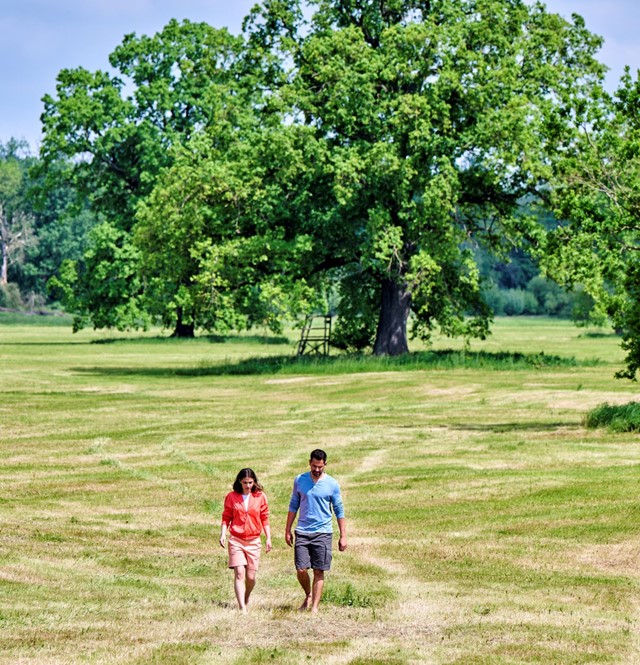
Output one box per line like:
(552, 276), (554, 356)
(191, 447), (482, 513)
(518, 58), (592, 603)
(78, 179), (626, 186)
(297, 315), (332, 356)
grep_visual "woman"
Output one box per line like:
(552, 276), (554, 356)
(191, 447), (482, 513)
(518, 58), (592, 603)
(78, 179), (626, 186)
(219, 468), (272, 612)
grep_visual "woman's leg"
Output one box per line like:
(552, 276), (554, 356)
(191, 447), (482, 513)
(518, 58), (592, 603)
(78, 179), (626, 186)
(245, 568), (257, 605)
(233, 566), (247, 611)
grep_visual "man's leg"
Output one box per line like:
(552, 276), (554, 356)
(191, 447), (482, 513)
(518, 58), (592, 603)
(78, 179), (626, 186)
(310, 569), (325, 613)
(296, 568), (312, 610)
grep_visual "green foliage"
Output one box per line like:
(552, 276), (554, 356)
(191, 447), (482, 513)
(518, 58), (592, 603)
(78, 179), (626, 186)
(484, 276), (577, 318)
(0, 143), (101, 310)
(571, 288), (609, 328)
(0, 282), (22, 308)
(542, 69), (640, 379)
(48, 222), (150, 332)
(40, 21), (247, 334)
(0, 140), (36, 288)
(330, 269), (379, 351)
(41, 20), (245, 225)
(134, 126), (324, 335)
(586, 402), (640, 432)
(21, 159), (99, 299)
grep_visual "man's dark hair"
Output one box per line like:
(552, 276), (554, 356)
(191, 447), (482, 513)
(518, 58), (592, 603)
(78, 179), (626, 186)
(309, 449), (327, 463)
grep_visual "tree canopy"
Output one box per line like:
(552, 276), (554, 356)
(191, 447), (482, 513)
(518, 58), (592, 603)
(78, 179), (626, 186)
(239, 0), (607, 353)
(41, 20), (247, 333)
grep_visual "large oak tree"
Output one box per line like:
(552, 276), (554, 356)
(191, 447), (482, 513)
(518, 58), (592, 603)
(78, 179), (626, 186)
(241, 0), (607, 354)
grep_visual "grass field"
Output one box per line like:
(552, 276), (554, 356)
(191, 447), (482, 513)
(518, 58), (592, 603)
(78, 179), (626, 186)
(1, 315), (639, 664)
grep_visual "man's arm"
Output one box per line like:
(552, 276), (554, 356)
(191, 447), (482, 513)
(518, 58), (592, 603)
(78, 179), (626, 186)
(286, 476), (301, 547)
(331, 480), (347, 551)
(285, 510), (297, 547)
(337, 516), (347, 551)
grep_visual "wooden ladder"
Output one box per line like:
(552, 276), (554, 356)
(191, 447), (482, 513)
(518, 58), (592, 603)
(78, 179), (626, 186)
(297, 315), (332, 356)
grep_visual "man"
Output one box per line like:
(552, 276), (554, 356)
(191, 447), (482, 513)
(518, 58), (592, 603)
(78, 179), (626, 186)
(285, 449), (347, 613)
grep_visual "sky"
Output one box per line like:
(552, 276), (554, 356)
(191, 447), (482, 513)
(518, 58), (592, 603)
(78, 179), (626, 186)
(2, 0), (640, 152)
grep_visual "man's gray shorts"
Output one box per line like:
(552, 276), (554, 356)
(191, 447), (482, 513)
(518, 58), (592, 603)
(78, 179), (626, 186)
(294, 531), (333, 571)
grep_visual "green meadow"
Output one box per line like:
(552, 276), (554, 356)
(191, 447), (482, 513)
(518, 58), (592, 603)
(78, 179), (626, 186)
(1, 315), (639, 664)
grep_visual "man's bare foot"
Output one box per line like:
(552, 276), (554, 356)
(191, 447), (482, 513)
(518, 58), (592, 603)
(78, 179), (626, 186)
(310, 606), (319, 614)
(298, 594), (311, 611)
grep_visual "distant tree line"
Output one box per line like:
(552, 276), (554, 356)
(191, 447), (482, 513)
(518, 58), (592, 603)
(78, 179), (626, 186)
(2, 1), (639, 377)
(0, 139), (98, 312)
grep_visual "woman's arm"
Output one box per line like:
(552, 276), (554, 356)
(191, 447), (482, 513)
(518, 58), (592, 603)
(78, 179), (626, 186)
(261, 494), (272, 552)
(219, 522), (227, 548)
(263, 523), (272, 553)
(220, 492), (233, 547)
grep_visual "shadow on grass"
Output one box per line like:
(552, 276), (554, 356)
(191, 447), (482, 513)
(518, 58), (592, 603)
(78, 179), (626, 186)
(1, 341), (89, 346)
(578, 330), (621, 339)
(91, 333), (291, 346)
(450, 421), (573, 432)
(1, 333), (292, 347)
(72, 349), (596, 379)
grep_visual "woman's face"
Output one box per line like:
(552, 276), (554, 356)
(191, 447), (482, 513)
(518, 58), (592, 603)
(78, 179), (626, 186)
(240, 477), (254, 493)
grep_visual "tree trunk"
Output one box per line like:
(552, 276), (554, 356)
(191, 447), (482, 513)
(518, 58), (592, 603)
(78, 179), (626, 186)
(373, 278), (411, 356)
(0, 241), (7, 285)
(0, 205), (8, 285)
(171, 307), (195, 338)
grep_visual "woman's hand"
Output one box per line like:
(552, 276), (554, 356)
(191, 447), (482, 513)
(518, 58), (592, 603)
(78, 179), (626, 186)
(265, 537), (272, 553)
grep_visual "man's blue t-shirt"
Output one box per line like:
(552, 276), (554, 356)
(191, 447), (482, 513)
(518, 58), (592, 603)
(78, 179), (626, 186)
(288, 472), (345, 534)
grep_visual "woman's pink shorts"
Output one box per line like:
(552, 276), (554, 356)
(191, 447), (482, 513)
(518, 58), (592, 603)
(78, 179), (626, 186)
(228, 535), (262, 571)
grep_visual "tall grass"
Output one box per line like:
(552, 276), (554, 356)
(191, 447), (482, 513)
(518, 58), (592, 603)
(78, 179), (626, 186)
(586, 401), (640, 432)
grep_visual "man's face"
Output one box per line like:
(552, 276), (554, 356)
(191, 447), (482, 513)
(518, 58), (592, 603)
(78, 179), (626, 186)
(309, 458), (326, 480)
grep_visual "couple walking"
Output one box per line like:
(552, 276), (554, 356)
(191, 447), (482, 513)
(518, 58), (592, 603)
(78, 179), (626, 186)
(219, 449), (347, 613)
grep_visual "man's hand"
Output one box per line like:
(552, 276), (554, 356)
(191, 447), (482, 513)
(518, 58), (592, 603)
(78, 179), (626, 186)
(285, 530), (294, 547)
(338, 536), (347, 552)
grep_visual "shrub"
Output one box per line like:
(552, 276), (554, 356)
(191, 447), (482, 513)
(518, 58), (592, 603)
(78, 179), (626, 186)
(502, 289), (526, 315)
(527, 275), (573, 317)
(0, 283), (23, 309)
(484, 285), (506, 315)
(586, 402), (640, 432)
